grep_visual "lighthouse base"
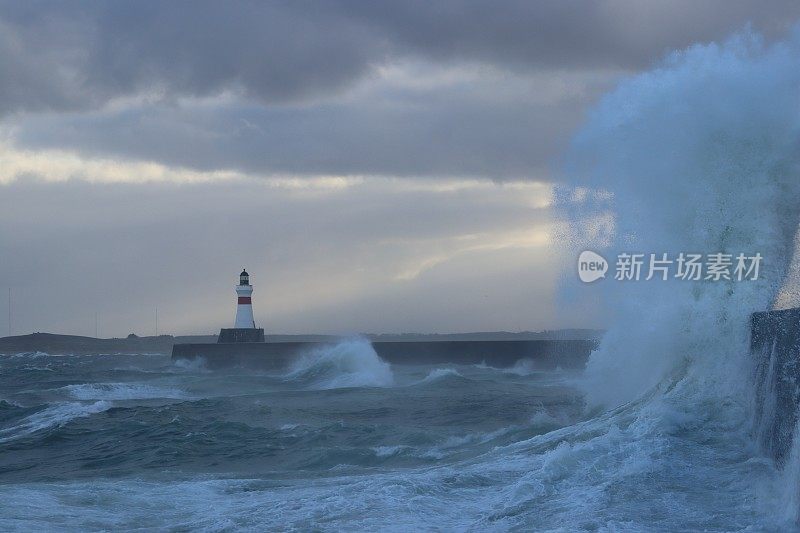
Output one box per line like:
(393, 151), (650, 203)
(217, 328), (265, 343)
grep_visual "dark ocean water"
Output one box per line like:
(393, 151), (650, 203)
(0, 339), (789, 531)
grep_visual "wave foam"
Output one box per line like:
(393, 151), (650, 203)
(171, 357), (208, 372)
(0, 401), (111, 443)
(417, 368), (463, 385)
(7, 351), (50, 359)
(286, 338), (393, 389)
(62, 383), (187, 401)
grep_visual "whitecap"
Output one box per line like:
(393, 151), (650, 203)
(61, 383), (187, 401)
(0, 401), (112, 443)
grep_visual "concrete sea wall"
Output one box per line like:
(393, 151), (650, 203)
(171, 339), (597, 370)
(751, 308), (800, 464)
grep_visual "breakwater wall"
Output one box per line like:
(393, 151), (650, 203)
(171, 339), (596, 370)
(751, 308), (800, 464)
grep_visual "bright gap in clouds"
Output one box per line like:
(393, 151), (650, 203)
(0, 145), (599, 337)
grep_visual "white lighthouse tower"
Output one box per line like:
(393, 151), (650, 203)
(233, 269), (256, 329)
(234, 269), (256, 328)
(217, 269), (265, 343)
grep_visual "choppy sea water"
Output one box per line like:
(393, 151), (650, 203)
(0, 339), (789, 531)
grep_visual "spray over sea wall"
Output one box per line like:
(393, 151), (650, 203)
(561, 29), (800, 408)
(561, 27), (800, 521)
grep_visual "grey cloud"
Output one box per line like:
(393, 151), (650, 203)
(0, 1), (798, 115)
(342, 0), (799, 68)
(0, 1), (379, 114)
(12, 76), (590, 179)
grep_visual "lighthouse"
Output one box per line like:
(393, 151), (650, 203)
(234, 269), (256, 328)
(217, 269), (265, 344)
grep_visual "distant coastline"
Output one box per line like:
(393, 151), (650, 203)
(0, 329), (604, 355)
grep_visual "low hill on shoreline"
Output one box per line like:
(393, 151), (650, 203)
(0, 329), (604, 355)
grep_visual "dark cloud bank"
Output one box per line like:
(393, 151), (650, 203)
(2, 1), (798, 113)
(2, 1), (799, 179)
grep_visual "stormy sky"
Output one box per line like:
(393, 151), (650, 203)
(1, 1), (798, 337)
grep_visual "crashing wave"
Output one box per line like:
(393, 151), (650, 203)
(285, 338), (394, 389)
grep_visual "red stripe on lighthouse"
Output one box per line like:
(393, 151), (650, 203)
(238, 297), (251, 304)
